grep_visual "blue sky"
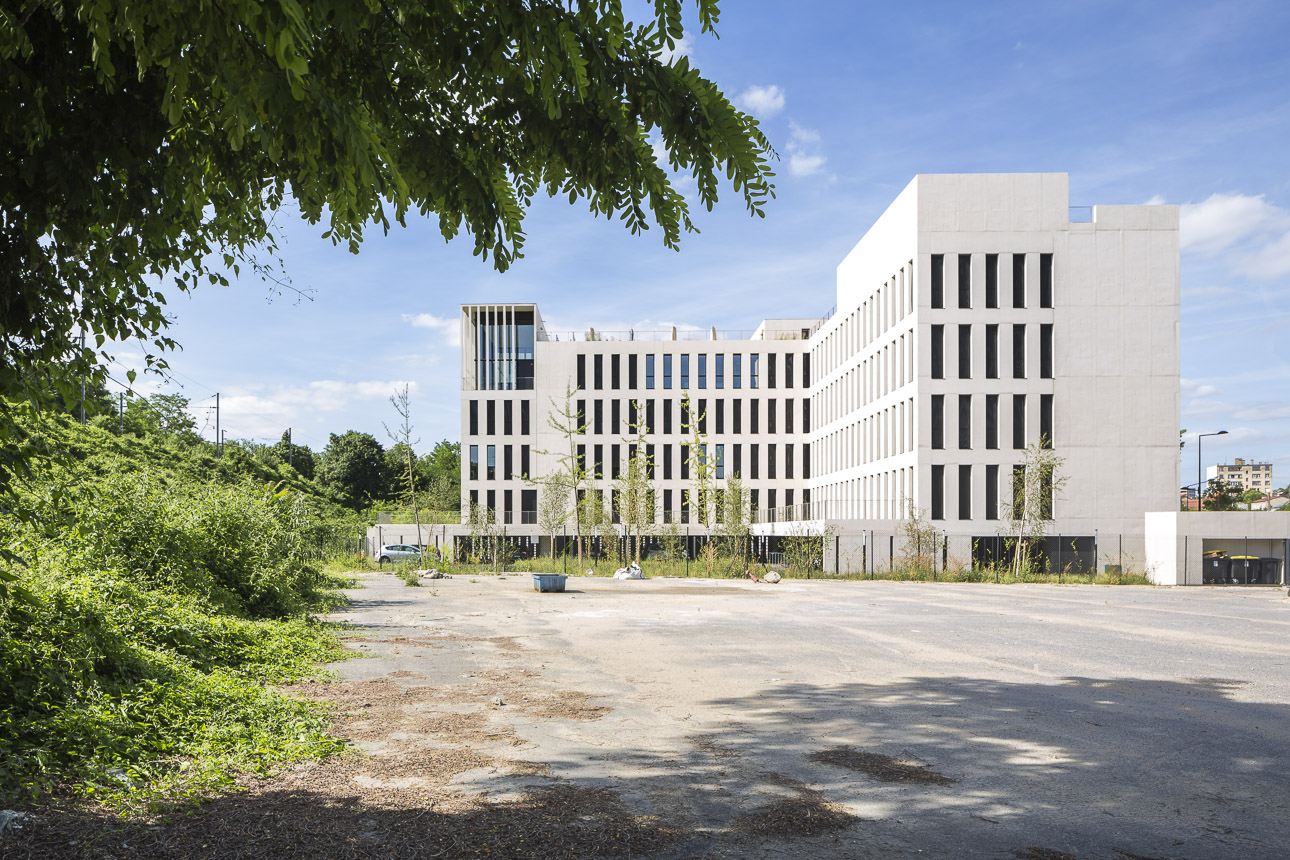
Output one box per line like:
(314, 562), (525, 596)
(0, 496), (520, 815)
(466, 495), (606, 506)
(127, 0), (1290, 488)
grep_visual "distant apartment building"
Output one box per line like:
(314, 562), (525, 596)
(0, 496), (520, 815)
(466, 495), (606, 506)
(457, 173), (1181, 562)
(1207, 459), (1275, 494)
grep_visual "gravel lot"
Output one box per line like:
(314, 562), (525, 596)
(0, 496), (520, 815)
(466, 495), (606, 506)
(14, 574), (1290, 859)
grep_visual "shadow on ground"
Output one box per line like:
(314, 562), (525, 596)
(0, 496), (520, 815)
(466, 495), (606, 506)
(10, 675), (1287, 859)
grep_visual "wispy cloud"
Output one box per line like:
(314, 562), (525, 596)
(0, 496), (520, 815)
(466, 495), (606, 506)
(1180, 192), (1290, 279)
(736, 84), (786, 118)
(217, 380), (419, 442)
(403, 312), (461, 347)
(1180, 378), (1221, 399)
(786, 121), (826, 177)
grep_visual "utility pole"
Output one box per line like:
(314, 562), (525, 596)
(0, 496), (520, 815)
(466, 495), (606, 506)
(287, 427), (293, 466)
(119, 392), (124, 433)
(221, 429), (227, 453)
(215, 392), (220, 456)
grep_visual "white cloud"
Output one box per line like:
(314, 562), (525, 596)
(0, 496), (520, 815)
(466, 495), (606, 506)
(659, 33), (693, 64)
(736, 84), (785, 118)
(1232, 402), (1290, 421)
(1238, 230), (1290, 279)
(789, 153), (826, 177)
(785, 121), (826, 177)
(403, 312), (461, 347)
(1180, 192), (1286, 256)
(217, 380), (419, 441)
(1180, 378), (1221, 398)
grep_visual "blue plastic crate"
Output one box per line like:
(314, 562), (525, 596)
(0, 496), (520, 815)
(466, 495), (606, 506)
(532, 573), (568, 593)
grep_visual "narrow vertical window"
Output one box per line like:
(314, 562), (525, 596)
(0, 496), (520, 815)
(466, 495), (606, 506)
(733, 354), (742, 389)
(751, 399), (760, 434)
(698, 354), (707, 389)
(628, 354), (638, 389)
(785, 354), (794, 389)
(663, 488), (673, 521)
(768, 443), (777, 479)
(931, 254), (945, 308)
(802, 399), (810, 433)
(627, 400), (636, 431)
(768, 354), (777, 389)
(768, 399), (776, 434)
(803, 443), (811, 479)
(751, 443), (760, 479)
(698, 399), (707, 434)
(986, 394), (999, 449)
(504, 400), (513, 435)
(931, 325), (944, 379)
(1041, 324), (1053, 379)
(1041, 394), (1054, 448)
(504, 445), (513, 480)
(931, 464), (945, 520)
(521, 445), (530, 477)
(611, 354), (620, 389)
(958, 254), (972, 309)
(611, 399), (620, 434)
(663, 444), (673, 479)
(802, 352), (810, 387)
(664, 400), (672, 434)
(1012, 254), (1026, 308)
(986, 464), (999, 520)
(716, 354), (725, 389)
(1013, 394), (1026, 449)
(469, 400), (479, 435)
(663, 354), (672, 389)
(959, 464), (972, 520)
(958, 324), (972, 379)
(577, 400), (586, 433)
(785, 444), (793, 479)
(733, 444), (742, 476)
(931, 395), (945, 450)
(486, 445), (496, 480)
(577, 354), (587, 389)
(958, 394), (971, 449)
(469, 445), (479, 480)
(750, 354), (760, 389)
(681, 354), (690, 388)
(486, 400), (496, 435)
(733, 399), (742, 433)
(986, 324), (999, 379)
(1011, 465), (1026, 520)
(611, 444), (620, 479)
(646, 354), (655, 389)
(716, 444), (725, 479)
(594, 354), (603, 390)
(1040, 253), (1053, 308)
(680, 445), (689, 480)
(1013, 324), (1026, 379)
(594, 400), (603, 435)
(716, 399), (725, 434)
(785, 398), (794, 433)
(985, 253), (999, 308)
(521, 400), (530, 435)
(577, 444), (586, 474)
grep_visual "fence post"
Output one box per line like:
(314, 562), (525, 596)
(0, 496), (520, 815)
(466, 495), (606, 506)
(686, 529), (690, 577)
(889, 535), (894, 576)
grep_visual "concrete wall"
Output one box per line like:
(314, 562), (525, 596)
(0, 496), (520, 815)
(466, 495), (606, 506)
(1145, 511), (1290, 585)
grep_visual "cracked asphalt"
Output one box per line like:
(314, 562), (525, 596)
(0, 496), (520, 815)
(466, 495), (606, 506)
(326, 572), (1290, 859)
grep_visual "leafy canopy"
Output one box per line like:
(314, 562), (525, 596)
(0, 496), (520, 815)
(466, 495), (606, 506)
(0, 0), (776, 491)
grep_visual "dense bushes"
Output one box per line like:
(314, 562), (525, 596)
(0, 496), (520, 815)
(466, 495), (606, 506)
(0, 419), (353, 805)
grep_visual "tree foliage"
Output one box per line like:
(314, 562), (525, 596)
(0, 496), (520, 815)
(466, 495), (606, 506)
(1, 0), (775, 498)
(317, 431), (387, 506)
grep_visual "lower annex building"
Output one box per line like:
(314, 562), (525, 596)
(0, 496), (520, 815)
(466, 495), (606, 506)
(457, 173), (1180, 569)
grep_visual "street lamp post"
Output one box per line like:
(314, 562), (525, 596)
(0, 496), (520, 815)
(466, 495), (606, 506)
(1197, 430), (1229, 510)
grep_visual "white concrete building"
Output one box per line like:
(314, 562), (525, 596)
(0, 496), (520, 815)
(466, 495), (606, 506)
(451, 173), (1184, 572)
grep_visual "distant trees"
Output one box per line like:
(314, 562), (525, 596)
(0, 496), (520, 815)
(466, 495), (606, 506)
(1203, 480), (1242, 512)
(317, 431), (388, 505)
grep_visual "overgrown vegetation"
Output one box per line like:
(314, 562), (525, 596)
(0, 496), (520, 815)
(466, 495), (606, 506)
(0, 414), (356, 807)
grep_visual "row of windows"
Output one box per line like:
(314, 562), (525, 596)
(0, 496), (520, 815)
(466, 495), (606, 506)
(814, 329), (914, 428)
(468, 444), (532, 481)
(929, 464), (1053, 521)
(576, 351), (810, 391)
(468, 399), (531, 436)
(931, 323), (1053, 380)
(816, 398), (916, 475)
(565, 397), (812, 437)
(931, 253), (1054, 310)
(931, 393), (1054, 450)
(467, 487), (804, 525)
(814, 261), (914, 381)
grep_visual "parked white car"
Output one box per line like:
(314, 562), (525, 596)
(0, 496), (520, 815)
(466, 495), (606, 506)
(374, 544), (422, 564)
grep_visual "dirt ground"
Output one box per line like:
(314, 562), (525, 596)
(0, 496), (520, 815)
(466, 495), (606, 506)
(10, 573), (1290, 858)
